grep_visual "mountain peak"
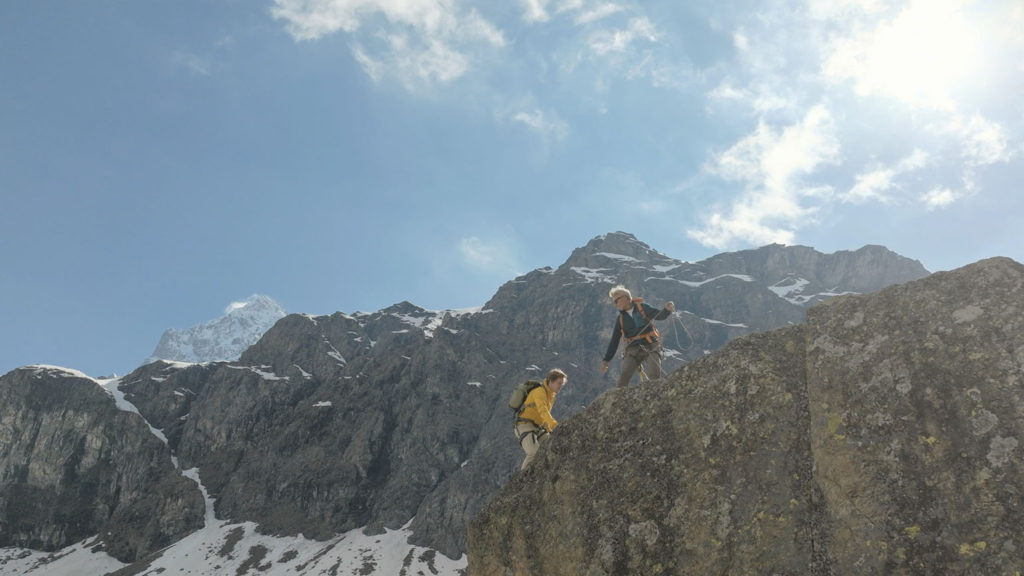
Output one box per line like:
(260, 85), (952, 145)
(147, 295), (286, 364)
(225, 294), (283, 316)
(562, 232), (675, 271)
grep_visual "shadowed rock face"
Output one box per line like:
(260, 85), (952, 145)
(0, 367), (205, 563)
(468, 257), (1024, 575)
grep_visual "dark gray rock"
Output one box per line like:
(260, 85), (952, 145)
(468, 257), (1024, 575)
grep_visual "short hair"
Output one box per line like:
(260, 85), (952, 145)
(608, 285), (631, 301)
(546, 368), (567, 384)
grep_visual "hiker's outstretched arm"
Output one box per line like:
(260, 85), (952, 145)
(653, 301), (674, 320)
(603, 323), (622, 362)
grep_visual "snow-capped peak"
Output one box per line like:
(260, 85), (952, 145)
(147, 295), (286, 364)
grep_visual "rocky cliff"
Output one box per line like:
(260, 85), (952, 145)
(0, 232), (930, 564)
(468, 257), (1024, 575)
(0, 366), (204, 562)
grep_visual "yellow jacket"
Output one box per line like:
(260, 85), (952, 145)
(519, 381), (558, 432)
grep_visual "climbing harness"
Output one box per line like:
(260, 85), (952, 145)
(619, 298), (660, 345)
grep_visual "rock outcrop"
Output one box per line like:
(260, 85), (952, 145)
(468, 257), (1024, 575)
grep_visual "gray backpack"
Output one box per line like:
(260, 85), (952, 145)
(508, 380), (542, 413)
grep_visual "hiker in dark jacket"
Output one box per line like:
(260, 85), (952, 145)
(601, 285), (674, 387)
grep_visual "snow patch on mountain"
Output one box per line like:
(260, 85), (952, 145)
(391, 306), (483, 338)
(147, 294), (286, 364)
(570, 266), (616, 283)
(0, 505), (466, 576)
(769, 276), (859, 305)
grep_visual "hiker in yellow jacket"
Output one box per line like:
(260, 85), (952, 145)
(515, 369), (567, 470)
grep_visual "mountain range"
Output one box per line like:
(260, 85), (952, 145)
(0, 232), (933, 575)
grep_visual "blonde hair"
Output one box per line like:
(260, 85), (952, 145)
(545, 368), (567, 385)
(608, 285), (631, 301)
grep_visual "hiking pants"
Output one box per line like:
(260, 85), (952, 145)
(516, 422), (549, 470)
(617, 341), (663, 387)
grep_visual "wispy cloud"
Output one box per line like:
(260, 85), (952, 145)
(521, 0), (552, 23)
(588, 17), (657, 56)
(511, 108), (569, 141)
(458, 236), (521, 274)
(171, 51), (212, 76)
(575, 3), (624, 25)
(942, 113), (1012, 167)
(520, 0), (621, 25)
(843, 149), (929, 204)
(689, 105), (840, 248)
(352, 32), (471, 86)
(271, 0), (505, 90)
(921, 186), (959, 210)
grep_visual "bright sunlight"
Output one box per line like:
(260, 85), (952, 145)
(825, 0), (985, 110)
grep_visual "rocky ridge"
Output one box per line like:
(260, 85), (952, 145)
(468, 257), (1024, 575)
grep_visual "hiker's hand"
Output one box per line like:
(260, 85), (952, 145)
(600, 361), (608, 372)
(665, 301), (675, 312)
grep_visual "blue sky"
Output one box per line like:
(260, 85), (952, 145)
(2, 0), (1022, 377)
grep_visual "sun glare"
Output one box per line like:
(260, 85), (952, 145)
(828, 0), (985, 110)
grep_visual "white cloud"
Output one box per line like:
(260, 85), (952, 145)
(703, 10), (816, 117)
(521, 0), (620, 25)
(732, 29), (749, 52)
(588, 17), (658, 55)
(354, 31), (470, 86)
(458, 236), (520, 274)
(942, 113), (1012, 167)
(521, 0), (551, 23)
(511, 108), (569, 141)
(708, 81), (745, 103)
(843, 149), (929, 204)
(685, 1), (1022, 250)
(271, 0), (505, 89)
(921, 186), (958, 210)
(845, 167), (895, 204)
(821, 0), (984, 110)
(575, 3), (624, 25)
(225, 301), (248, 314)
(689, 105), (840, 249)
(807, 0), (885, 21)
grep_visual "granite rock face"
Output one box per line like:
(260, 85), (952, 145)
(0, 366), (205, 563)
(468, 257), (1024, 575)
